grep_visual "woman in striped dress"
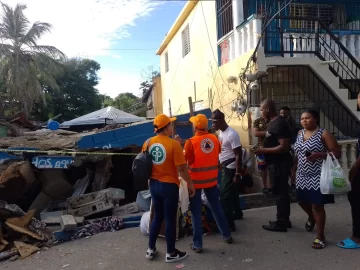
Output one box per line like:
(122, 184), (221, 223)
(293, 110), (340, 249)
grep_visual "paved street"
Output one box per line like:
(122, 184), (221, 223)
(3, 196), (358, 270)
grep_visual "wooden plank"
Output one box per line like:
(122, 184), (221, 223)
(188, 96), (194, 135)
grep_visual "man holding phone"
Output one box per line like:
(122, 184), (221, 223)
(254, 100), (293, 232)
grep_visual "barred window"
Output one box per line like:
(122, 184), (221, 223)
(182, 24), (190, 58)
(165, 52), (169, 73)
(289, 3), (332, 29)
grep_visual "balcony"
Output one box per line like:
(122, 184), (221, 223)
(217, 1), (360, 66)
(218, 15), (262, 65)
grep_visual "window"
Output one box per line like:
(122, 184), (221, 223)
(165, 52), (169, 73)
(216, 0), (233, 40)
(289, 3), (332, 29)
(182, 24), (191, 57)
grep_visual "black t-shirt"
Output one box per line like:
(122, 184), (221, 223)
(263, 117), (292, 164)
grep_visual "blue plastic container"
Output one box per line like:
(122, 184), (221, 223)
(47, 120), (60, 131)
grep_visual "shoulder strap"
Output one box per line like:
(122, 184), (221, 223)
(144, 138), (151, 152)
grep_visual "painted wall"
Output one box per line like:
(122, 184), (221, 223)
(152, 76), (163, 116)
(157, 0), (254, 147)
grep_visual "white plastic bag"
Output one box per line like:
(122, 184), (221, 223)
(179, 178), (189, 214)
(320, 153), (351, 194)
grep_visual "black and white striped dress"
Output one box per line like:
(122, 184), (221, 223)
(294, 128), (335, 204)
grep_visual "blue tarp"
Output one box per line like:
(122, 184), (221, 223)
(77, 109), (213, 150)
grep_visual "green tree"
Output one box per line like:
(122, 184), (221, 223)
(32, 58), (102, 121)
(0, 2), (65, 118)
(110, 92), (140, 112)
(99, 94), (113, 108)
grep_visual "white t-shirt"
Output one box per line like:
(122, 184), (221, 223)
(219, 127), (242, 169)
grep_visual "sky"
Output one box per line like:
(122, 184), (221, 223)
(2, 0), (186, 98)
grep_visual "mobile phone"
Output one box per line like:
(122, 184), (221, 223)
(305, 151), (311, 157)
(252, 143), (259, 150)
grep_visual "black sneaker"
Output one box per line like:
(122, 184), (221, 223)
(262, 222), (287, 232)
(230, 224), (236, 232)
(224, 236), (233, 244)
(234, 211), (243, 220)
(145, 247), (157, 260)
(269, 220), (292, 229)
(165, 249), (188, 263)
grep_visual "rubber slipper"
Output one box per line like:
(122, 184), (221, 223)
(337, 238), (360, 249)
(312, 238), (327, 249)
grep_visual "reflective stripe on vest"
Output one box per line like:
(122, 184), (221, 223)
(189, 134), (219, 189)
(188, 165), (219, 172)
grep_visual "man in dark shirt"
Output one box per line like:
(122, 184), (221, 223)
(254, 99), (293, 232)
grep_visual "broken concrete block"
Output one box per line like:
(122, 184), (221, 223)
(113, 202), (141, 217)
(60, 215), (77, 231)
(14, 241), (39, 259)
(74, 216), (84, 224)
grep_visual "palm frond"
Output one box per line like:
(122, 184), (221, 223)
(20, 22), (52, 46)
(0, 3), (29, 40)
(28, 45), (65, 59)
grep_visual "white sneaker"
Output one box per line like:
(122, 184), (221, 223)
(165, 249), (188, 263)
(146, 247), (157, 260)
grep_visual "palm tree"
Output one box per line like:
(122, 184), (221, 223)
(0, 2), (65, 118)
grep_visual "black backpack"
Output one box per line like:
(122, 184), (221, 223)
(132, 139), (153, 185)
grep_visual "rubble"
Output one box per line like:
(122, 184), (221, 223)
(60, 215), (77, 232)
(14, 241), (39, 259)
(0, 203), (53, 262)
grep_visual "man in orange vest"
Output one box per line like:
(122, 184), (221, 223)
(183, 114), (232, 253)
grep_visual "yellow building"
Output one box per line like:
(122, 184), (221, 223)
(156, 0), (254, 147)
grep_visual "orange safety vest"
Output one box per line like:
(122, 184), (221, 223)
(188, 134), (220, 189)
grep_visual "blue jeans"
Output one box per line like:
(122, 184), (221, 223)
(190, 186), (231, 249)
(148, 179), (179, 254)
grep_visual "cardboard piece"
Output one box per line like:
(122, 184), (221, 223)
(14, 241), (39, 258)
(5, 222), (43, 241)
(6, 210), (35, 228)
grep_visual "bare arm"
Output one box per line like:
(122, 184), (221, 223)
(233, 146), (243, 175)
(322, 130), (341, 158)
(253, 127), (266, 138)
(262, 138), (291, 154)
(177, 164), (194, 187)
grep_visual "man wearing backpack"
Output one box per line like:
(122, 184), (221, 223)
(183, 114), (232, 253)
(144, 114), (195, 263)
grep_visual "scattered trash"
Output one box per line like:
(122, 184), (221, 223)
(243, 258), (253, 263)
(14, 241), (39, 259)
(9, 255), (19, 262)
(176, 263), (186, 269)
(62, 264), (70, 268)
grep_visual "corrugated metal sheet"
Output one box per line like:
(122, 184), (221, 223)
(61, 107), (145, 127)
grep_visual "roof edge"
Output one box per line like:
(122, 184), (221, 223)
(156, 0), (199, 56)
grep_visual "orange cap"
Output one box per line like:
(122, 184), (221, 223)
(189, 114), (208, 129)
(154, 114), (176, 132)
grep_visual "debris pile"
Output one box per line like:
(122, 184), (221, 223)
(0, 203), (53, 262)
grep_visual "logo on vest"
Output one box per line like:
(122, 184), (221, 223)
(149, 143), (166, 165)
(200, 138), (215, 154)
